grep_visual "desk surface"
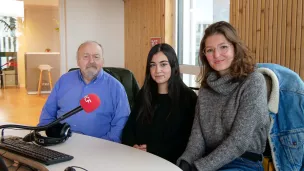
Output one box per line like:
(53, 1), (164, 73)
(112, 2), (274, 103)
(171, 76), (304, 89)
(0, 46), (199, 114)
(2, 125), (182, 171)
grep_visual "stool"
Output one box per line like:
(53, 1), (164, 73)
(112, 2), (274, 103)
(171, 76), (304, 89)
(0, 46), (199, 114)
(37, 65), (53, 95)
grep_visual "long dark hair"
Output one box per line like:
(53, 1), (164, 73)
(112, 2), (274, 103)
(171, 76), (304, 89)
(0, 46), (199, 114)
(137, 43), (183, 123)
(198, 21), (255, 87)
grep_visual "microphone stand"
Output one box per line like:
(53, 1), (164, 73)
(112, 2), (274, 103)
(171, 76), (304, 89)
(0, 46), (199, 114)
(0, 106), (82, 135)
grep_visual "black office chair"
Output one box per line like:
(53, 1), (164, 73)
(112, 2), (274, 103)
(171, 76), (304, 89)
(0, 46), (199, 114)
(68, 67), (140, 109)
(0, 157), (8, 171)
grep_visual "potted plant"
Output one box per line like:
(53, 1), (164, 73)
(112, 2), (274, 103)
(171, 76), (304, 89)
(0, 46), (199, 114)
(0, 17), (16, 35)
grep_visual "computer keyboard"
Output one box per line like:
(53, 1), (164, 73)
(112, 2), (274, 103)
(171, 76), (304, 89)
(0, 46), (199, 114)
(0, 136), (73, 165)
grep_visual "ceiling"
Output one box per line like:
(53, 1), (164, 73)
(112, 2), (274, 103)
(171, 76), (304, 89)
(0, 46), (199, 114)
(20, 0), (59, 6)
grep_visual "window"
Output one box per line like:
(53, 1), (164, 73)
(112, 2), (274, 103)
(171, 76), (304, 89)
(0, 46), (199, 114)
(177, 0), (230, 88)
(0, 16), (18, 70)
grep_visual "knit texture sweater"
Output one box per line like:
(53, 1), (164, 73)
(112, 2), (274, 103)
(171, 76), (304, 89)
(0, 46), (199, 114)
(177, 71), (270, 171)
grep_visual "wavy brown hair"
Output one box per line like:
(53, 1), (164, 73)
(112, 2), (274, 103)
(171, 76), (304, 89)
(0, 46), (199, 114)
(198, 21), (255, 87)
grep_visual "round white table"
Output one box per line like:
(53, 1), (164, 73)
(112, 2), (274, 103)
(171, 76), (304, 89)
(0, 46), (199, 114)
(1, 123), (182, 171)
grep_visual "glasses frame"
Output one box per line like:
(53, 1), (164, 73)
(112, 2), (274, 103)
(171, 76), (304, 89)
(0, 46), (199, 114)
(203, 43), (233, 57)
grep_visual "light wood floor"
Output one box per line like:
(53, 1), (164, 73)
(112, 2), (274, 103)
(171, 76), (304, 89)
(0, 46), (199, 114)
(0, 88), (48, 126)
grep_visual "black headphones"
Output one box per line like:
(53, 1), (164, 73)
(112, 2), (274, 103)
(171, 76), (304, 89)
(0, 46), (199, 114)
(23, 123), (72, 146)
(65, 166), (88, 171)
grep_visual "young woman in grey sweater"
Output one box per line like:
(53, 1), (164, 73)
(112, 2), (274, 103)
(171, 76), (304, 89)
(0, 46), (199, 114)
(177, 21), (270, 171)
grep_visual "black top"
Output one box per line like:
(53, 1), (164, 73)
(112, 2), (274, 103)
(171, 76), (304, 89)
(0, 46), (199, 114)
(122, 85), (197, 164)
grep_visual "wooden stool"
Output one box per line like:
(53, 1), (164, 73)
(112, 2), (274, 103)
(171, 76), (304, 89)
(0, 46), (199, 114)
(37, 65), (53, 95)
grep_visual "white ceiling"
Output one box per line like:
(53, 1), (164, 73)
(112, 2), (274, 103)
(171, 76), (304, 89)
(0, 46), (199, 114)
(21, 0), (59, 6)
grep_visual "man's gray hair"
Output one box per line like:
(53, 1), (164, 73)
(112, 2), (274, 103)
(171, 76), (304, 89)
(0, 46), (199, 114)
(76, 41), (104, 59)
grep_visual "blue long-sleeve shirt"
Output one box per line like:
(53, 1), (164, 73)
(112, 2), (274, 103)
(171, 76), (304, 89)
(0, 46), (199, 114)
(38, 69), (130, 143)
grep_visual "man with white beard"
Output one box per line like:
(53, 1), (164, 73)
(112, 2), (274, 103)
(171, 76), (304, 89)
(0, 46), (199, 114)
(38, 41), (130, 143)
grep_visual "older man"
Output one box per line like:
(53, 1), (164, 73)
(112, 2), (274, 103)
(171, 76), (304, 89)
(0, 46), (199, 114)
(38, 41), (130, 143)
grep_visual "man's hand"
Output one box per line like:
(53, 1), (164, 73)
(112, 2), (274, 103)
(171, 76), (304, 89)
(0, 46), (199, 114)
(133, 144), (147, 151)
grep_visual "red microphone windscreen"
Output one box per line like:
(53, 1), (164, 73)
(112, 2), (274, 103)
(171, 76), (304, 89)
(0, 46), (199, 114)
(79, 94), (101, 113)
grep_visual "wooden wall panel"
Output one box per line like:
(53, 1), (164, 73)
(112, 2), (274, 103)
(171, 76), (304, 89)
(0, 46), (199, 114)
(301, 0), (304, 77)
(230, 0), (304, 79)
(124, 0), (174, 86)
(295, 0), (302, 74)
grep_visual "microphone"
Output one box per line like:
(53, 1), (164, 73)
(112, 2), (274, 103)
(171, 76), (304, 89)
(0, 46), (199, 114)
(0, 94), (101, 131)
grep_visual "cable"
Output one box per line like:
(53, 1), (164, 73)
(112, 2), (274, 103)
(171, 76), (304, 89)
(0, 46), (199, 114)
(16, 163), (37, 171)
(1, 128), (33, 142)
(28, 130), (36, 145)
(69, 166), (88, 171)
(15, 164), (21, 171)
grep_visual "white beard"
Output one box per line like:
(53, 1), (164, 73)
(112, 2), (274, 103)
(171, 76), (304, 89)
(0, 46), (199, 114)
(84, 68), (98, 79)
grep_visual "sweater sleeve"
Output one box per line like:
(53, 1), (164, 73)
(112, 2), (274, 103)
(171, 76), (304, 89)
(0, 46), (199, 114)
(177, 89), (206, 166)
(193, 73), (269, 171)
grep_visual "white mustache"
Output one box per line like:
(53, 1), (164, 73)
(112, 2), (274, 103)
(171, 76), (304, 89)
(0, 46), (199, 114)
(86, 65), (97, 69)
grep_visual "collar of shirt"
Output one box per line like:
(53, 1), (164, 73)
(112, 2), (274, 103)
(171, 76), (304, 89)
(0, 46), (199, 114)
(77, 68), (104, 85)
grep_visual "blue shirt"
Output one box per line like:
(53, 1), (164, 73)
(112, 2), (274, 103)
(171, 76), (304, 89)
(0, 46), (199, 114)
(38, 69), (131, 143)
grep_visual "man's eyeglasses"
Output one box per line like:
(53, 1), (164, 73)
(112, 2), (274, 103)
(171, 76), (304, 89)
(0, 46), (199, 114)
(203, 43), (232, 57)
(80, 54), (102, 61)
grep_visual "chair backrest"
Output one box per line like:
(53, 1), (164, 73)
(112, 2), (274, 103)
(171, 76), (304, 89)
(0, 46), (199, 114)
(68, 67), (140, 109)
(263, 74), (272, 104)
(256, 63), (304, 170)
(257, 66), (280, 157)
(261, 74), (273, 158)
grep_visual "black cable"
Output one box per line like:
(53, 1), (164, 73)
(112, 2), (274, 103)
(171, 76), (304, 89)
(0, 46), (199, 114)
(1, 128), (36, 142)
(70, 166), (88, 171)
(28, 130), (36, 145)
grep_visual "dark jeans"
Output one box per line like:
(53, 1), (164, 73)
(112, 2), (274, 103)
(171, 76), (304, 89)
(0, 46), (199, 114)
(218, 157), (264, 171)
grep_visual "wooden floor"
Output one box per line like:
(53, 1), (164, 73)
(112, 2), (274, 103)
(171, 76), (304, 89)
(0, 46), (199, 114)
(0, 88), (48, 126)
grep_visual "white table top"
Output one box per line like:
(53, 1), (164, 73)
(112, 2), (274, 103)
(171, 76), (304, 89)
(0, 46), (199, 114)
(1, 123), (182, 171)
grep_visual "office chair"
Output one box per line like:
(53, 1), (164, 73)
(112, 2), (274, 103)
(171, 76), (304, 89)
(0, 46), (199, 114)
(68, 67), (140, 109)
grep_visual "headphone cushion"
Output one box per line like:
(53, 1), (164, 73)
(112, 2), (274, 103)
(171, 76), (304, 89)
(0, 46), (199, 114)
(46, 123), (71, 138)
(60, 123), (71, 137)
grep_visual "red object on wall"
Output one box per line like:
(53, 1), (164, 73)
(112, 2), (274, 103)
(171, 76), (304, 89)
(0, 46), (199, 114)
(150, 37), (161, 47)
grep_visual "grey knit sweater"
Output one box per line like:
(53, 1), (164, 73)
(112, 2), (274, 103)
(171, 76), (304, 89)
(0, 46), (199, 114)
(177, 71), (270, 171)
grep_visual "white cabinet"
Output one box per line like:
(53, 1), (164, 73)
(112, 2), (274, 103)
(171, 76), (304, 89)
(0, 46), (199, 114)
(3, 70), (17, 87)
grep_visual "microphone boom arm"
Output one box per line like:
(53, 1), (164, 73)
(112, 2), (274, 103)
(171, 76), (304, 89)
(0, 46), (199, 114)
(0, 106), (83, 131)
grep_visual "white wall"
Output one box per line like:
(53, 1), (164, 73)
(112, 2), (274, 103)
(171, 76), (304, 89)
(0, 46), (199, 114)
(24, 6), (60, 52)
(60, 0), (124, 74)
(18, 5), (60, 87)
